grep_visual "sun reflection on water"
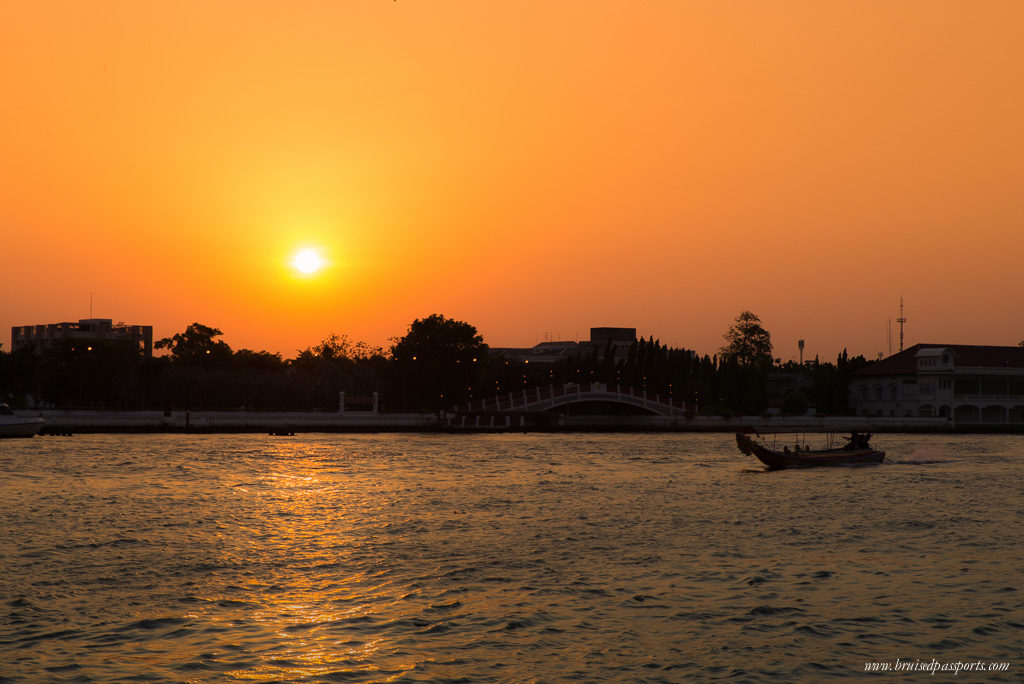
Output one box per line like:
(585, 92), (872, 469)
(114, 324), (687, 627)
(203, 440), (418, 680)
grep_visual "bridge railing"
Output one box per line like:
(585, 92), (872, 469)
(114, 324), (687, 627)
(458, 383), (687, 415)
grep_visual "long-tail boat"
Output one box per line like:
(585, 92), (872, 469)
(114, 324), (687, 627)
(735, 430), (884, 469)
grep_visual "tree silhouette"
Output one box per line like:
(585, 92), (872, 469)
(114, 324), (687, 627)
(391, 314), (488, 409)
(720, 311), (773, 369)
(297, 333), (383, 362)
(155, 323), (232, 364)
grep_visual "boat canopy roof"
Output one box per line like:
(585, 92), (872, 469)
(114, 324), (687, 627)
(742, 427), (870, 435)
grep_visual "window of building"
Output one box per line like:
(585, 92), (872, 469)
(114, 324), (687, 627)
(982, 378), (1007, 395)
(954, 379), (980, 396)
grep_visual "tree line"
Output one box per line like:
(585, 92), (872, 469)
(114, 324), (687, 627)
(562, 311), (866, 415)
(0, 312), (867, 415)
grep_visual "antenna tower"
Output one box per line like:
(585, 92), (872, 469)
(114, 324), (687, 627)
(798, 339), (805, 365)
(897, 296), (907, 352)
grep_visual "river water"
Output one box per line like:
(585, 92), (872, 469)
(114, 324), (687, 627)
(1, 433), (1021, 682)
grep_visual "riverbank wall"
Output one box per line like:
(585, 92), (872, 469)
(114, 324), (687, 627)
(22, 409), (986, 434)
(34, 410), (435, 434)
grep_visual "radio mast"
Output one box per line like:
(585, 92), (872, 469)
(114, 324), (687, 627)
(897, 296), (907, 352)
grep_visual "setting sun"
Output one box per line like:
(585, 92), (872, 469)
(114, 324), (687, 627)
(292, 248), (324, 275)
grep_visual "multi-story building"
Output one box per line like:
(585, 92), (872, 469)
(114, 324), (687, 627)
(11, 318), (154, 358)
(848, 344), (1024, 424)
(491, 327), (638, 366)
(585, 327), (638, 362)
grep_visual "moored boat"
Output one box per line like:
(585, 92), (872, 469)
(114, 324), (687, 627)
(736, 430), (884, 469)
(0, 403), (45, 438)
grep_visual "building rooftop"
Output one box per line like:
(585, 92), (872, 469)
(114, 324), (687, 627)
(853, 344), (1024, 376)
(11, 318), (154, 357)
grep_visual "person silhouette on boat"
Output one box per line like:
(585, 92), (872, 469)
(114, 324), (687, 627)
(846, 432), (872, 450)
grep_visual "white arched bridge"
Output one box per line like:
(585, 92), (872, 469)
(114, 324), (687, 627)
(454, 382), (688, 417)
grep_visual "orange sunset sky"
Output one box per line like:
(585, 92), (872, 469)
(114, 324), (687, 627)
(2, 1), (1023, 362)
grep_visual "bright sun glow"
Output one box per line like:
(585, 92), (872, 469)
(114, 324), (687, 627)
(292, 248), (324, 274)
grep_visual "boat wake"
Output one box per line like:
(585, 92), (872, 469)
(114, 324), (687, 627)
(890, 448), (954, 465)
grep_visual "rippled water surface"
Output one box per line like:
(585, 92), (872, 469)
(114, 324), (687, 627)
(1, 433), (1022, 682)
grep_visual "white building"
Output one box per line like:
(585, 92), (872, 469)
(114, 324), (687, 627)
(848, 344), (1024, 424)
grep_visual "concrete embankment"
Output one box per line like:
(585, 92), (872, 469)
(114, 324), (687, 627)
(28, 410), (967, 434)
(36, 410), (437, 434)
(440, 414), (957, 433)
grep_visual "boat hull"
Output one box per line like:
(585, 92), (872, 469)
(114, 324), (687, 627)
(736, 432), (884, 469)
(0, 418), (45, 438)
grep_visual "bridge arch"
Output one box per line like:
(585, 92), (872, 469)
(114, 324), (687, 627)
(459, 383), (686, 417)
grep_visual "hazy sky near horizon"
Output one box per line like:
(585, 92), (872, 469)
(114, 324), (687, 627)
(3, 1), (1023, 361)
